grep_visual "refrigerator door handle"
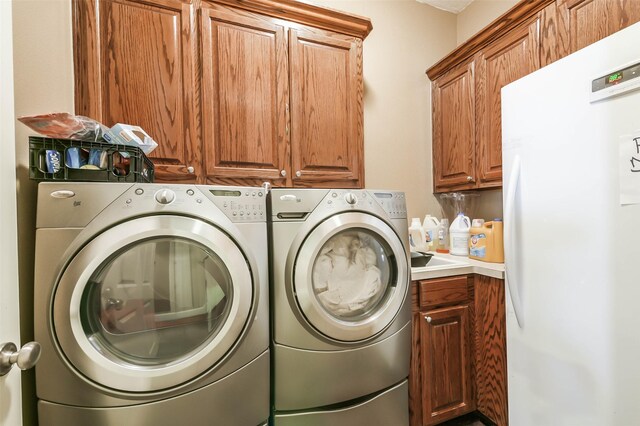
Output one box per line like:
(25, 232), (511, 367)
(505, 155), (524, 328)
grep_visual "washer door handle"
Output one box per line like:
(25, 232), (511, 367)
(0, 341), (41, 376)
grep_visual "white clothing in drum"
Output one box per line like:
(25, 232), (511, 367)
(312, 233), (383, 316)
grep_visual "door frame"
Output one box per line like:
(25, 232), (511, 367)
(0, 0), (24, 423)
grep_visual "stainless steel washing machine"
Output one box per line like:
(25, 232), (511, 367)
(34, 182), (269, 425)
(269, 188), (411, 425)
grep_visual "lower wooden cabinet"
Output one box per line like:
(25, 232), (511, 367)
(420, 304), (474, 424)
(410, 274), (507, 426)
(474, 274), (508, 425)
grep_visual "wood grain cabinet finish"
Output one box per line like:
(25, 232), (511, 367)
(420, 305), (474, 425)
(201, 4), (289, 186)
(410, 275), (507, 426)
(73, 0), (371, 186)
(289, 28), (363, 188)
(475, 16), (541, 188)
(410, 275), (476, 426)
(432, 61), (476, 192)
(557, 0), (640, 54)
(74, 0), (200, 182)
(474, 274), (508, 426)
(200, 5), (364, 187)
(427, 0), (640, 193)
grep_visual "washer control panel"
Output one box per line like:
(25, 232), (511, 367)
(208, 188), (266, 223)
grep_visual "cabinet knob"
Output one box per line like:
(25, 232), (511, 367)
(187, 166), (195, 174)
(280, 170), (287, 177)
(424, 316), (432, 323)
(295, 170), (301, 178)
(466, 176), (473, 182)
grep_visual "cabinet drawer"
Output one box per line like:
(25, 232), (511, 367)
(419, 275), (470, 308)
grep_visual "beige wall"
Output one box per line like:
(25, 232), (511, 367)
(12, 1), (74, 424)
(456, 0), (519, 45)
(313, 0), (457, 221)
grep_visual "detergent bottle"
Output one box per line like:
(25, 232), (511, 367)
(469, 219), (504, 263)
(408, 218), (427, 251)
(422, 215), (440, 251)
(449, 213), (471, 256)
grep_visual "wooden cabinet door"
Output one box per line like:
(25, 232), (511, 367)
(420, 305), (474, 425)
(432, 61), (476, 192)
(476, 18), (540, 188)
(73, 0), (200, 182)
(289, 28), (364, 188)
(474, 275), (508, 426)
(557, 0), (640, 54)
(201, 5), (289, 186)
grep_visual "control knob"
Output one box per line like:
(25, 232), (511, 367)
(344, 192), (357, 205)
(155, 189), (176, 204)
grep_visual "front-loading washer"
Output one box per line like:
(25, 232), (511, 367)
(34, 182), (269, 425)
(269, 188), (411, 425)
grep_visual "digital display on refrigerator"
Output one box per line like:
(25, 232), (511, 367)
(592, 61), (640, 93)
(605, 71), (623, 85)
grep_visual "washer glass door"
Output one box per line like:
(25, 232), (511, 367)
(53, 215), (253, 392)
(294, 212), (408, 342)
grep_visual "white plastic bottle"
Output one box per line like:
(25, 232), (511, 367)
(449, 213), (471, 256)
(408, 218), (427, 251)
(422, 215), (440, 251)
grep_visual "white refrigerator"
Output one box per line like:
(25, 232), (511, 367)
(501, 22), (640, 425)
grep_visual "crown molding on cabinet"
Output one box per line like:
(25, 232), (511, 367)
(202, 0), (373, 39)
(426, 0), (554, 80)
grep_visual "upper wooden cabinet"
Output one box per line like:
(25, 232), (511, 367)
(73, 0), (371, 187)
(475, 16), (541, 187)
(427, 0), (640, 193)
(431, 14), (542, 193)
(557, 0), (640, 54)
(289, 28), (363, 188)
(74, 0), (200, 182)
(201, 4), (289, 187)
(432, 60), (476, 191)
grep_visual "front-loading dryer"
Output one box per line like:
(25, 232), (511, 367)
(269, 188), (411, 425)
(34, 182), (269, 425)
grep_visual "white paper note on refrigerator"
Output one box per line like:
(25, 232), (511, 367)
(619, 130), (640, 205)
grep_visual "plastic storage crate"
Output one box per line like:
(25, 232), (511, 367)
(29, 136), (154, 183)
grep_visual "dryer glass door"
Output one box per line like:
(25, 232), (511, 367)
(53, 215), (253, 392)
(82, 237), (233, 366)
(294, 212), (409, 342)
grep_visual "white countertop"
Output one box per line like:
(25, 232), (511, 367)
(411, 252), (505, 281)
